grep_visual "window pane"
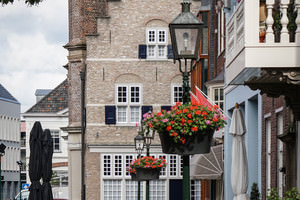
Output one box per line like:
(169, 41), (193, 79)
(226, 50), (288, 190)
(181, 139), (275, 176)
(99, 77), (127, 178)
(191, 180), (201, 200)
(117, 106), (127, 123)
(148, 30), (156, 42)
(220, 89), (224, 100)
(174, 86), (183, 104)
(158, 46), (166, 57)
(130, 106), (140, 123)
(50, 130), (60, 152)
(214, 89), (219, 101)
(158, 30), (166, 42)
(130, 87), (140, 103)
(201, 27), (209, 55)
(103, 155), (112, 176)
(169, 155), (177, 176)
(118, 86), (127, 103)
(148, 46), (155, 57)
(150, 180), (166, 199)
(114, 155), (122, 177)
(103, 180), (122, 200)
(126, 181), (144, 200)
(125, 155), (134, 176)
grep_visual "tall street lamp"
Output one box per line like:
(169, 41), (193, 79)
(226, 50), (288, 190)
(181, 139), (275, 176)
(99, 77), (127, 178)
(144, 129), (154, 200)
(134, 134), (145, 200)
(17, 161), (23, 200)
(169, 0), (203, 199)
(0, 143), (6, 200)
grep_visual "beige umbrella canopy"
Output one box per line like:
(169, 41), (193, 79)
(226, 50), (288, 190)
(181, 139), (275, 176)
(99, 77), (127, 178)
(190, 144), (223, 180)
(230, 103), (249, 200)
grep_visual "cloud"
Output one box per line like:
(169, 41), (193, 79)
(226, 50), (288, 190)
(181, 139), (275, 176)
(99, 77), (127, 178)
(0, 0), (68, 113)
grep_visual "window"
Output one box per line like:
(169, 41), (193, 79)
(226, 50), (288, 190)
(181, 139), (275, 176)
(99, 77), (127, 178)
(266, 118), (271, 194)
(116, 85), (142, 124)
(217, 5), (225, 54)
(169, 155), (178, 177)
(191, 180), (201, 200)
(150, 180), (167, 199)
(277, 113), (284, 197)
(103, 180), (122, 200)
(103, 155), (112, 177)
(52, 171), (68, 187)
(126, 180), (144, 200)
(50, 130), (60, 152)
(213, 87), (224, 110)
(172, 84), (183, 105)
(146, 28), (168, 59)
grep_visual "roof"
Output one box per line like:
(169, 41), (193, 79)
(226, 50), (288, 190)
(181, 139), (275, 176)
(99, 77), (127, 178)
(205, 71), (224, 86)
(26, 79), (68, 113)
(0, 83), (19, 104)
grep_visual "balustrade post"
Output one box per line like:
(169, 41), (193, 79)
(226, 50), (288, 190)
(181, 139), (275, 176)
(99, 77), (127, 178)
(280, 0), (290, 43)
(266, 0), (275, 43)
(295, 0), (300, 43)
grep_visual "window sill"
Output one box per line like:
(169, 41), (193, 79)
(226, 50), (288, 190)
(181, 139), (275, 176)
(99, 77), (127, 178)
(145, 58), (170, 62)
(115, 123), (139, 127)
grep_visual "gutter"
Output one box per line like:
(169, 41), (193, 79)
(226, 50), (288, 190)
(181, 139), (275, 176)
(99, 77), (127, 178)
(80, 66), (86, 200)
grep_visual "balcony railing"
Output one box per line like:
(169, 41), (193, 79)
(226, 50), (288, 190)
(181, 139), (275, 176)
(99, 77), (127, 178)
(225, 0), (300, 85)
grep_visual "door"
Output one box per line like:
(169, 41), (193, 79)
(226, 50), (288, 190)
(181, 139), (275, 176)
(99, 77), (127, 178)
(169, 180), (183, 200)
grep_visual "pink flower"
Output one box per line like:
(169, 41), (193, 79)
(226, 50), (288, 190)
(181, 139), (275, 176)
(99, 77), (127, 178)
(206, 120), (211, 125)
(163, 118), (169, 123)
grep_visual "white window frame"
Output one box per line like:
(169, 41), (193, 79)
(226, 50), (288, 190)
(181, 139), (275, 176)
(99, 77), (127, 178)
(146, 28), (168, 60)
(277, 113), (284, 197)
(115, 84), (142, 125)
(266, 118), (271, 194)
(171, 84), (183, 105)
(50, 130), (61, 153)
(217, 5), (225, 55)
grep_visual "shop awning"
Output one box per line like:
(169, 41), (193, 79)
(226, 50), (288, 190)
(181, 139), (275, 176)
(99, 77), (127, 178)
(190, 144), (223, 180)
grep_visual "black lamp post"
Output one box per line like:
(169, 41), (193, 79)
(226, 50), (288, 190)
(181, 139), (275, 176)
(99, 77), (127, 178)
(0, 143), (6, 200)
(143, 129), (154, 200)
(134, 134), (145, 200)
(17, 160), (23, 200)
(169, 0), (203, 199)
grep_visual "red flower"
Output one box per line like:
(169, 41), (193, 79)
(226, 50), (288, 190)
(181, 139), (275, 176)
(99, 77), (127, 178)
(167, 125), (172, 131)
(187, 120), (193, 124)
(181, 118), (185, 124)
(156, 112), (162, 116)
(214, 104), (219, 109)
(183, 108), (189, 113)
(171, 131), (178, 137)
(195, 110), (201, 115)
(170, 121), (175, 125)
(213, 117), (218, 122)
(202, 111), (208, 115)
(148, 123), (153, 128)
(187, 113), (192, 118)
(191, 127), (198, 132)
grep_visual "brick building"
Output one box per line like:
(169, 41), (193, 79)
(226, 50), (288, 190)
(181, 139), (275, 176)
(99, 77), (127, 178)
(64, 0), (207, 199)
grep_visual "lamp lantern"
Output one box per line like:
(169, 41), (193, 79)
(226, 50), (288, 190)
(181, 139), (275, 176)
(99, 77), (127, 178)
(169, 0), (203, 60)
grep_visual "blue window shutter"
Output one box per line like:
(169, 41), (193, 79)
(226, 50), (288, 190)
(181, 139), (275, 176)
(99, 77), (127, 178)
(167, 45), (174, 59)
(105, 105), (116, 124)
(161, 106), (172, 112)
(139, 45), (147, 59)
(141, 106), (153, 119)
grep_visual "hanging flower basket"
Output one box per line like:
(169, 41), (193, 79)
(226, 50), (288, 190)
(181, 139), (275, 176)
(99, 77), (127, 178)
(142, 102), (226, 155)
(127, 156), (166, 181)
(135, 168), (161, 181)
(158, 129), (214, 155)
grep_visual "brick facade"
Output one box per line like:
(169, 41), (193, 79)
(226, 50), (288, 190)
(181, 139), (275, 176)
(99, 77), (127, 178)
(261, 95), (294, 199)
(67, 0), (201, 199)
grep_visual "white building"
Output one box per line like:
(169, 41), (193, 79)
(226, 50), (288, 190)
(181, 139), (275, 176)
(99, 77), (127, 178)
(22, 80), (69, 199)
(0, 83), (21, 200)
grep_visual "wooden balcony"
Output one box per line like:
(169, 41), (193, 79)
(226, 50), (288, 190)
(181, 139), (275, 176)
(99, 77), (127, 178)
(225, 0), (300, 86)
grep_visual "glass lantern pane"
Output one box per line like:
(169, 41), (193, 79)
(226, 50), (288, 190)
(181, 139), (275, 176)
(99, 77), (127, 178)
(174, 28), (198, 57)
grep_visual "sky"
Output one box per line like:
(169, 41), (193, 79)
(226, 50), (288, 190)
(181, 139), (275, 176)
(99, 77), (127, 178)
(0, 0), (68, 113)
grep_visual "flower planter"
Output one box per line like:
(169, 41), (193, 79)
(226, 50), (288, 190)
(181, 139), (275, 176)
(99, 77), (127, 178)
(135, 168), (160, 181)
(130, 173), (138, 181)
(159, 129), (214, 155)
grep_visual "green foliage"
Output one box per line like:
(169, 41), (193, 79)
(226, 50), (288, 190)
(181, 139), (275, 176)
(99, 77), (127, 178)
(267, 188), (280, 200)
(50, 171), (60, 186)
(250, 182), (260, 200)
(1, 0), (42, 5)
(267, 187), (300, 200)
(285, 187), (300, 200)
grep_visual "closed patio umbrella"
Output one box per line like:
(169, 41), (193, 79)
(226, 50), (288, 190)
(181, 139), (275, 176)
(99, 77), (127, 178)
(230, 104), (249, 200)
(29, 121), (43, 200)
(41, 129), (54, 200)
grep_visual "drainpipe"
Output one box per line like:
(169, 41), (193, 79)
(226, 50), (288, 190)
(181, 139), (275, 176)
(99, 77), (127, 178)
(80, 66), (86, 200)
